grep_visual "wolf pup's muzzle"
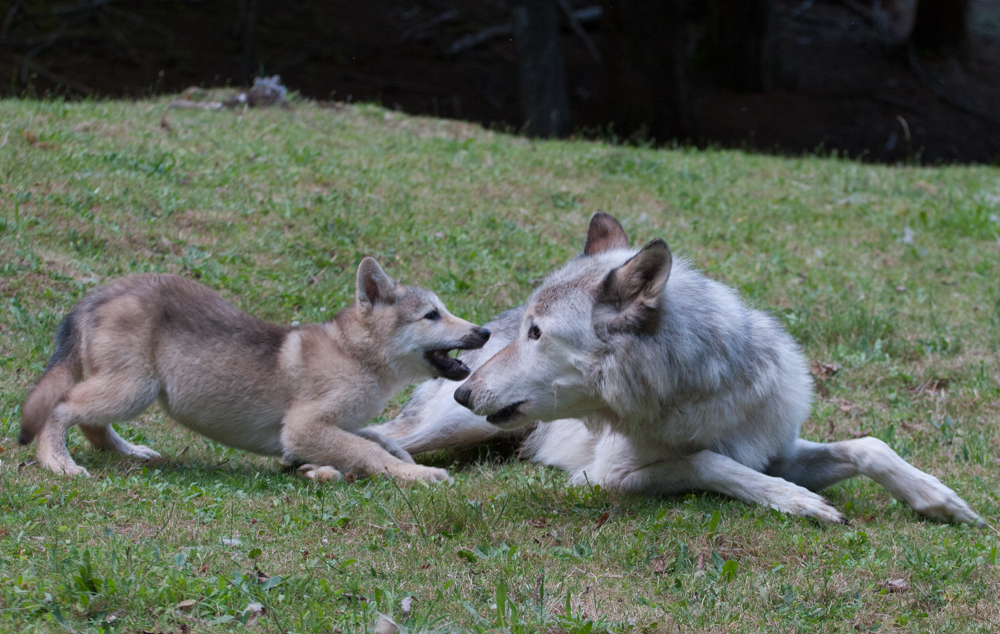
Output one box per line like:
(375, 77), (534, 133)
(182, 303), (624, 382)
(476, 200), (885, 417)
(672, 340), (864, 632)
(425, 327), (490, 381)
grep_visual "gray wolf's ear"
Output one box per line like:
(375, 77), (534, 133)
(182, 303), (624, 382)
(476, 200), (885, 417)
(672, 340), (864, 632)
(584, 212), (629, 256)
(593, 239), (671, 337)
(356, 257), (397, 309)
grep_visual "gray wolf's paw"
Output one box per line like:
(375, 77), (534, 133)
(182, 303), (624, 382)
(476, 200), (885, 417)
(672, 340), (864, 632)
(771, 488), (846, 525)
(127, 445), (161, 461)
(390, 464), (453, 484)
(298, 464), (343, 484)
(904, 474), (981, 525)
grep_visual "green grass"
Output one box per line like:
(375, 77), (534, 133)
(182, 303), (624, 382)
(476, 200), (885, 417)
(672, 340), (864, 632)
(1, 96), (999, 634)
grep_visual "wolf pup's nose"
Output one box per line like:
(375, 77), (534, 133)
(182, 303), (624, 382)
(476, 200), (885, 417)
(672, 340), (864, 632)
(476, 327), (491, 343)
(454, 384), (473, 409)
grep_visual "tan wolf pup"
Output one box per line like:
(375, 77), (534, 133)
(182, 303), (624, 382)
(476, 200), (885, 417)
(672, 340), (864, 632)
(19, 257), (490, 482)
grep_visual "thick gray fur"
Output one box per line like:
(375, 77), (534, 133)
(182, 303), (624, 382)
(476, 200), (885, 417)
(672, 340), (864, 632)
(370, 216), (981, 525)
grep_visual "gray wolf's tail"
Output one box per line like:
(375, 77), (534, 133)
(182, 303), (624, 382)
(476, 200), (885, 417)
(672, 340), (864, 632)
(20, 311), (81, 446)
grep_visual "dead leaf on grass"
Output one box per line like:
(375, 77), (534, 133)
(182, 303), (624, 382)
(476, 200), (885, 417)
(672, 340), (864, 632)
(527, 518), (547, 528)
(810, 361), (841, 381)
(880, 578), (909, 593)
(176, 599), (197, 611)
(594, 512), (610, 529)
(244, 602), (265, 625)
(651, 555), (667, 575)
(908, 378), (949, 397)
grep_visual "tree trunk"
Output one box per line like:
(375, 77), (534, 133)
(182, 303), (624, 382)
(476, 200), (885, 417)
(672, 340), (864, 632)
(511, 0), (571, 138)
(911, 0), (970, 51)
(597, 0), (692, 142)
(708, 0), (775, 92)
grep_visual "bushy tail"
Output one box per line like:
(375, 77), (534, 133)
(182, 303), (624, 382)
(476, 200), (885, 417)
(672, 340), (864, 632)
(20, 313), (80, 446)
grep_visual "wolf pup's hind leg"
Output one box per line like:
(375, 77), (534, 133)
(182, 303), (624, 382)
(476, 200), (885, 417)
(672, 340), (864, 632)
(79, 425), (161, 461)
(769, 438), (982, 525)
(37, 373), (159, 476)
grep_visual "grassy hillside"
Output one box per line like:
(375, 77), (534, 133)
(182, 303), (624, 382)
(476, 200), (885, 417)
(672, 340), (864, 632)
(0, 97), (998, 633)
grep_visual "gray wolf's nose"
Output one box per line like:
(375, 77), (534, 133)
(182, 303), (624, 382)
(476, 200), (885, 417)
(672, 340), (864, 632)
(477, 327), (491, 343)
(454, 384), (473, 409)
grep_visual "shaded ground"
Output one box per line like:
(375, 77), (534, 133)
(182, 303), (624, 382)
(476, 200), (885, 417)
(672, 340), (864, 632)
(1, 0), (999, 163)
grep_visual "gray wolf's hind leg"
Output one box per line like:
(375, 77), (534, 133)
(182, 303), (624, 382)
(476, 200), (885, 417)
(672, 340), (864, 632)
(769, 438), (982, 525)
(354, 428), (416, 464)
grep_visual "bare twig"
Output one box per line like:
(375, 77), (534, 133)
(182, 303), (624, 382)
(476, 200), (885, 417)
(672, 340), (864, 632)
(23, 61), (95, 94)
(838, 0), (873, 21)
(21, 24), (68, 85)
(871, 93), (927, 116)
(95, 10), (142, 65)
(399, 8), (460, 43)
(790, 0), (816, 18)
(448, 6), (601, 56)
(447, 23), (512, 55)
(106, 7), (176, 41)
(556, 0), (601, 62)
(0, 0), (25, 45)
(267, 50), (308, 76)
(52, 0), (121, 15)
(908, 46), (1000, 126)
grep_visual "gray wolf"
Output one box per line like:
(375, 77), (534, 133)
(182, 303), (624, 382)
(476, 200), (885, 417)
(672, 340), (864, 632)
(20, 257), (490, 482)
(371, 214), (981, 524)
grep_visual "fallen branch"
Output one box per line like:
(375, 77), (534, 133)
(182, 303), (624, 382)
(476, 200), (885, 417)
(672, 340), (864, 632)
(908, 45), (1000, 126)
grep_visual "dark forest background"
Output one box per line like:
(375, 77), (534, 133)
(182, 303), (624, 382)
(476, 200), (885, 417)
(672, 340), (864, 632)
(1, 0), (998, 164)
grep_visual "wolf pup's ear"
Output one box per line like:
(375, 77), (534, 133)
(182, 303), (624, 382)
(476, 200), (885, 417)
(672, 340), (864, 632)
(592, 239), (671, 337)
(583, 212), (629, 256)
(356, 257), (397, 310)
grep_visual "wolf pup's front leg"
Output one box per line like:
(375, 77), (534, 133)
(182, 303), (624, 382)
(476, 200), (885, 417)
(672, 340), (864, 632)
(281, 405), (450, 483)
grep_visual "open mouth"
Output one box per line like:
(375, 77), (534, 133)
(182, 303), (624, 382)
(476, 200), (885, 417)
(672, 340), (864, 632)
(424, 349), (471, 381)
(486, 400), (527, 425)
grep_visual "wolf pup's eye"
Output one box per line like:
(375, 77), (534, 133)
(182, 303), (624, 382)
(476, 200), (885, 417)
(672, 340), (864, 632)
(423, 310), (441, 321)
(528, 324), (541, 340)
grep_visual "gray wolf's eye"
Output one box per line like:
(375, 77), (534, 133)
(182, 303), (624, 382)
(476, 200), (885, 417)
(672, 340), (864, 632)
(424, 310), (441, 321)
(528, 324), (541, 340)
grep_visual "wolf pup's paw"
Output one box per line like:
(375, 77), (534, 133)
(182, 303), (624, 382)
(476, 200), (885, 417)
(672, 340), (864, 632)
(390, 464), (453, 484)
(298, 464), (343, 484)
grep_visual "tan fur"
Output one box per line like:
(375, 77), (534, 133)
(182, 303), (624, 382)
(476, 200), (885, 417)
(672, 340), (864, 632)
(20, 259), (489, 481)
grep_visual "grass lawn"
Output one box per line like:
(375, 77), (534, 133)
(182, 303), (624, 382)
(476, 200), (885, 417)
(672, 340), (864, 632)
(1, 96), (999, 634)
